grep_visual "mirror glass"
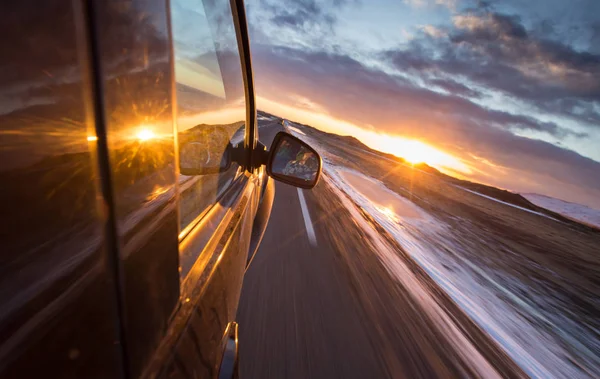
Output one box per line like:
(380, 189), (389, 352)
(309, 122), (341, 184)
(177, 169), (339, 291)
(179, 125), (233, 175)
(270, 134), (321, 188)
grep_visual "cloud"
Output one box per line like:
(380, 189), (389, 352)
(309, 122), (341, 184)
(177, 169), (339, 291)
(252, 44), (600, 207)
(247, 0), (356, 47)
(268, 0), (335, 29)
(429, 78), (481, 98)
(421, 25), (448, 38)
(383, 10), (600, 127)
(404, 0), (457, 11)
(255, 45), (587, 140)
(451, 12), (600, 86)
(246, 0), (600, 207)
(453, 13), (527, 37)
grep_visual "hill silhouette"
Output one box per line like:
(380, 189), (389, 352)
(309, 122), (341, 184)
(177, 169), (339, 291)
(259, 110), (587, 226)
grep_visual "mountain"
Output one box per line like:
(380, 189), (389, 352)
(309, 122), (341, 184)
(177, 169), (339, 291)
(522, 194), (600, 229)
(257, 110), (600, 230)
(442, 176), (539, 211)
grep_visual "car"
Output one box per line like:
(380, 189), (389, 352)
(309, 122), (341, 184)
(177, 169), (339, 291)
(0, 0), (321, 378)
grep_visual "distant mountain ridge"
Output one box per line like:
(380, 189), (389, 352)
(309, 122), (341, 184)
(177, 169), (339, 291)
(523, 193), (600, 229)
(259, 110), (599, 230)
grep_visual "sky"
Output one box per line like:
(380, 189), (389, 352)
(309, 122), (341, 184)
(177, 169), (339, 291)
(243, 0), (600, 209)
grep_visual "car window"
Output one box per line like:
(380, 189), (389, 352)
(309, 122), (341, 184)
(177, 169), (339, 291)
(89, 1), (182, 376)
(171, 0), (246, 247)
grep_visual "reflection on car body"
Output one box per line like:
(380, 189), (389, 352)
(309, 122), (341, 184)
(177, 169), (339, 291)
(0, 0), (321, 378)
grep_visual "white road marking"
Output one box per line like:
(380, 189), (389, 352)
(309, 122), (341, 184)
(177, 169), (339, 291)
(297, 188), (317, 246)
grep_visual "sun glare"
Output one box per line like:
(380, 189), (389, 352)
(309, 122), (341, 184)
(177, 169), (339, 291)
(137, 128), (156, 142)
(398, 140), (435, 164)
(373, 135), (472, 174)
(256, 97), (472, 175)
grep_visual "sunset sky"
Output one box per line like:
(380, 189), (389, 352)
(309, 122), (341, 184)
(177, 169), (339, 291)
(244, 0), (600, 209)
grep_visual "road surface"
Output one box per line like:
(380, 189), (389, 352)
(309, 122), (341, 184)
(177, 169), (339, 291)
(236, 120), (523, 378)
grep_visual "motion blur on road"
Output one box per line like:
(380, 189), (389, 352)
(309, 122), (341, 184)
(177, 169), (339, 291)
(238, 117), (516, 379)
(236, 113), (600, 379)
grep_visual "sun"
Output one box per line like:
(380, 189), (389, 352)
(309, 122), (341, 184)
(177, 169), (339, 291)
(372, 135), (472, 174)
(400, 140), (434, 164)
(378, 137), (441, 165)
(137, 128), (156, 141)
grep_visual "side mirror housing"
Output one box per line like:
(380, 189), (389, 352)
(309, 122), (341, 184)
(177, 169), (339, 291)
(266, 132), (322, 189)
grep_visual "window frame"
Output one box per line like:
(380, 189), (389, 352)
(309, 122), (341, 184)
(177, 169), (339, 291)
(138, 1), (258, 375)
(172, 0), (257, 279)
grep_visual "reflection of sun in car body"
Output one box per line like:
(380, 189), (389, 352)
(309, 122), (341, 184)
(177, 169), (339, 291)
(137, 128), (156, 141)
(0, 0), (323, 378)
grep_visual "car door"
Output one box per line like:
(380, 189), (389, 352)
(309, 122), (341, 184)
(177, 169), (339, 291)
(0, 1), (130, 378)
(87, 0), (263, 377)
(149, 0), (265, 376)
(0, 1), (262, 379)
(147, 0), (263, 376)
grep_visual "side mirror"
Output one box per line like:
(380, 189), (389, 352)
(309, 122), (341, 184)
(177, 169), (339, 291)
(267, 132), (322, 189)
(179, 125), (233, 175)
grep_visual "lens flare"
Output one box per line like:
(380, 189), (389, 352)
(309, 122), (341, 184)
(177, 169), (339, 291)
(137, 128), (155, 141)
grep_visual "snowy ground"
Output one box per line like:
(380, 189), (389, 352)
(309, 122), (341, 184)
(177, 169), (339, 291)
(457, 186), (561, 222)
(523, 193), (600, 229)
(287, 120), (600, 378)
(327, 166), (590, 378)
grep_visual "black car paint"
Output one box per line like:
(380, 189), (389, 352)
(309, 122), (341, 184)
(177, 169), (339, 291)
(0, 0), (273, 378)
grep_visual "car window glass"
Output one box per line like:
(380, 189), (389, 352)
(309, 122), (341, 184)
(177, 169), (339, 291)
(171, 0), (246, 274)
(90, 1), (181, 376)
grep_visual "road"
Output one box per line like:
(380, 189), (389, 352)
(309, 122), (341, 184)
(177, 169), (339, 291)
(238, 121), (385, 378)
(236, 120), (523, 378)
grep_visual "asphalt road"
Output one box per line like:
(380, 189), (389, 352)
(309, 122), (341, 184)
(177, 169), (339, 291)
(236, 120), (522, 378)
(238, 121), (385, 378)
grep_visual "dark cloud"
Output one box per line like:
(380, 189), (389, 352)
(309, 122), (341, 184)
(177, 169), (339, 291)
(250, 0), (352, 37)
(269, 0), (333, 29)
(246, 0), (600, 206)
(260, 46), (581, 139)
(448, 118), (600, 190)
(252, 44), (600, 206)
(384, 10), (600, 127)
(591, 21), (600, 54)
(450, 13), (600, 87)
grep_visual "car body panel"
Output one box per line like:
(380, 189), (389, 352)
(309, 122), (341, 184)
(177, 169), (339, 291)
(0, 1), (124, 378)
(0, 0), (268, 378)
(147, 174), (260, 378)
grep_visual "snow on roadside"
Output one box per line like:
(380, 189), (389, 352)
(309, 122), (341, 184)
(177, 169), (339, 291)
(322, 173), (503, 379)
(326, 167), (567, 378)
(286, 125), (306, 136)
(523, 193), (600, 229)
(288, 123), (598, 378)
(456, 186), (561, 222)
